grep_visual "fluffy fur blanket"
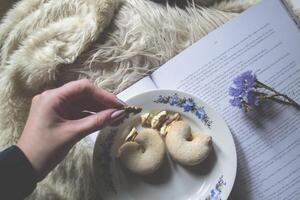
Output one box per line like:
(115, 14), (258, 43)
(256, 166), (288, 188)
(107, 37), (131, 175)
(0, 0), (298, 199)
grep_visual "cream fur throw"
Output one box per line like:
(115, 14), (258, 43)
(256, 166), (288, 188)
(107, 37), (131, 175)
(0, 0), (299, 199)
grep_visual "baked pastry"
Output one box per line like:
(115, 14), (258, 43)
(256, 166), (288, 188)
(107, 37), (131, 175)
(118, 128), (165, 175)
(165, 121), (212, 166)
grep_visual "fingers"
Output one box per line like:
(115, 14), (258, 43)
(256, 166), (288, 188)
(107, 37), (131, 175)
(56, 79), (125, 109)
(68, 108), (126, 140)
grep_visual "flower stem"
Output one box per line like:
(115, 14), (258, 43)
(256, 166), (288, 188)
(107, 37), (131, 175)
(252, 91), (268, 97)
(255, 80), (277, 93)
(255, 80), (300, 109)
(265, 96), (298, 107)
(241, 101), (250, 112)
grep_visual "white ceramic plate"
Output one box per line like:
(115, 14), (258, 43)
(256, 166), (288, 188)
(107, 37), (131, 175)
(93, 90), (237, 200)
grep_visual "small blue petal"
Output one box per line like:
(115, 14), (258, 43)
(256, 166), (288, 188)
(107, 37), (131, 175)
(233, 76), (244, 88)
(228, 87), (240, 97)
(233, 70), (256, 90)
(230, 97), (242, 108)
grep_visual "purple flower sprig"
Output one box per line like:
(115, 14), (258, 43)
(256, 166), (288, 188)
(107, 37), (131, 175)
(229, 70), (300, 112)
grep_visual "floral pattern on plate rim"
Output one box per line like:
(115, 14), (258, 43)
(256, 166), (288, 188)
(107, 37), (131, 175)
(205, 175), (226, 200)
(96, 128), (119, 193)
(154, 93), (213, 128)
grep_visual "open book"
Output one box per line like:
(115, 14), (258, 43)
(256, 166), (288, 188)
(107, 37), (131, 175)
(91, 0), (300, 199)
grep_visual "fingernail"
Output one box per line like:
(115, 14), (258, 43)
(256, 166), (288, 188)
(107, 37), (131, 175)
(82, 110), (97, 115)
(117, 98), (127, 106)
(111, 109), (126, 121)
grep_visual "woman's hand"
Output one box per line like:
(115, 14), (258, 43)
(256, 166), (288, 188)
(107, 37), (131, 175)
(17, 79), (126, 180)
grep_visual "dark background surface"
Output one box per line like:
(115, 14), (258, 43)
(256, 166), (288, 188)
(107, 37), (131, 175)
(0, 0), (19, 19)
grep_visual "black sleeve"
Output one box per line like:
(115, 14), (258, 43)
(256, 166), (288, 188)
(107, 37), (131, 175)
(0, 145), (37, 200)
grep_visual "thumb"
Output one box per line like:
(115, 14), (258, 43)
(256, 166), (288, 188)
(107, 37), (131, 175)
(70, 109), (126, 139)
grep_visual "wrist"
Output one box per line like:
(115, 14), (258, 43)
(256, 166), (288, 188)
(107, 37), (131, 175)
(16, 141), (45, 181)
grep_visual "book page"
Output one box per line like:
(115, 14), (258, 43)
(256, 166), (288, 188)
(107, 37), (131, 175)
(117, 76), (157, 100)
(151, 0), (300, 199)
(88, 76), (157, 143)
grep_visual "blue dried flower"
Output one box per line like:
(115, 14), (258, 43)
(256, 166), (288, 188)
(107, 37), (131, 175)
(229, 87), (247, 97)
(229, 70), (260, 111)
(233, 70), (256, 90)
(229, 97), (243, 108)
(195, 108), (205, 119)
(229, 70), (300, 111)
(182, 99), (195, 112)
